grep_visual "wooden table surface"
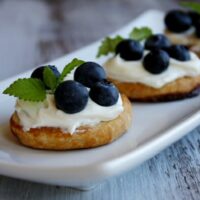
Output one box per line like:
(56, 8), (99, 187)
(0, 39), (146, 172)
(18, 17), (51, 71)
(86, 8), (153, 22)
(0, 0), (200, 199)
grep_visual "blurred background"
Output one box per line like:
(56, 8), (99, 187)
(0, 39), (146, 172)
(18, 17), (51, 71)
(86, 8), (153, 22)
(1, 1), (200, 200)
(0, 0), (193, 80)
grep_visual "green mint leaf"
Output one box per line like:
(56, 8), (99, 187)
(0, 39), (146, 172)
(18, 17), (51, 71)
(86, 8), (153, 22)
(3, 78), (46, 102)
(129, 27), (153, 41)
(43, 67), (58, 90)
(181, 2), (200, 14)
(96, 35), (124, 58)
(58, 58), (85, 83)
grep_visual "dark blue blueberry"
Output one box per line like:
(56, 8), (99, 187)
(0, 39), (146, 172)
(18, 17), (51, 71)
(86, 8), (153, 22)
(74, 62), (106, 88)
(55, 80), (89, 114)
(143, 50), (170, 74)
(167, 45), (191, 61)
(195, 20), (200, 38)
(188, 11), (200, 26)
(165, 10), (192, 33)
(145, 34), (171, 51)
(31, 65), (60, 81)
(89, 80), (119, 106)
(115, 39), (144, 61)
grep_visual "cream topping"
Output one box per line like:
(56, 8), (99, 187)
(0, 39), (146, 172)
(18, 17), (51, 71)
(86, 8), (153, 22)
(104, 51), (200, 88)
(168, 27), (195, 37)
(16, 93), (124, 134)
(166, 28), (200, 46)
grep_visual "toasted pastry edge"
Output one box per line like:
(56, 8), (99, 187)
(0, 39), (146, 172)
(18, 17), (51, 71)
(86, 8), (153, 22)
(10, 95), (132, 150)
(109, 76), (200, 102)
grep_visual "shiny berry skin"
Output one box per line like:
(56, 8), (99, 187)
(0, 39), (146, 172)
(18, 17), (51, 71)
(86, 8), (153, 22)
(165, 10), (192, 33)
(167, 45), (191, 61)
(89, 80), (119, 106)
(55, 80), (89, 114)
(31, 65), (60, 81)
(145, 34), (171, 51)
(74, 62), (106, 88)
(195, 21), (200, 38)
(143, 50), (170, 74)
(188, 11), (200, 26)
(115, 39), (144, 61)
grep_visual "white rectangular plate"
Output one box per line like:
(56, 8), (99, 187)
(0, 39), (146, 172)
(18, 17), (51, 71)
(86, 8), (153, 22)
(1, 10), (200, 189)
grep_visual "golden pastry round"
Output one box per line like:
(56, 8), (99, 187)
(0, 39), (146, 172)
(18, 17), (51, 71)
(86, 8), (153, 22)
(10, 95), (132, 150)
(109, 75), (200, 102)
(165, 30), (200, 57)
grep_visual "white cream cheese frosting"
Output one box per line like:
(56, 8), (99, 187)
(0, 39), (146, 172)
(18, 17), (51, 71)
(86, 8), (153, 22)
(104, 51), (200, 88)
(166, 28), (200, 46)
(168, 27), (195, 37)
(16, 93), (124, 134)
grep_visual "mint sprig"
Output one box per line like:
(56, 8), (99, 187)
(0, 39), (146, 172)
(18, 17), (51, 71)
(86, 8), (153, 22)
(43, 67), (58, 91)
(97, 27), (152, 58)
(96, 35), (124, 58)
(3, 78), (46, 102)
(129, 27), (153, 41)
(3, 58), (85, 102)
(58, 58), (85, 83)
(181, 2), (200, 14)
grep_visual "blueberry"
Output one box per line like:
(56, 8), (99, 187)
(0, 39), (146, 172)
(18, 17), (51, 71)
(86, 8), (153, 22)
(31, 65), (60, 81)
(167, 45), (191, 61)
(74, 62), (106, 88)
(195, 21), (200, 38)
(89, 80), (119, 106)
(165, 10), (192, 33)
(54, 80), (88, 114)
(115, 39), (144, 61)
(143, 50), (170, 74)
(188, 11), (200, 26)
(145, 34), (171, 51)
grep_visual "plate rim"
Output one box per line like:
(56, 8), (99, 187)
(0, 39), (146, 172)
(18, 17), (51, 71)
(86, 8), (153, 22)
(1, 9), (199, 186)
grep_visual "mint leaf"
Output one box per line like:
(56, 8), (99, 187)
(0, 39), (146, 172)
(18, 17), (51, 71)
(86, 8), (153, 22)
(43, 67), (58, 90)
(3, 78), (46, 102)
(96, 35), (124, 58)
(181, 2), (200, 14)
(58, 58), (85, 83)
(129, 27), (153, 41)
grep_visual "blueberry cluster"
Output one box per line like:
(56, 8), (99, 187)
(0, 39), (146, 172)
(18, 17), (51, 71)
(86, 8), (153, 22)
(165, 10), (200, 37)
(115, 34), (191, 74)
(31, 62), (119, 114)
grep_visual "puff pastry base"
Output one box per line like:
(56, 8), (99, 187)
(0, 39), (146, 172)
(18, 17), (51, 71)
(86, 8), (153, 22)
(10, 95), (132, 150)
(109, 76), (200, 102)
